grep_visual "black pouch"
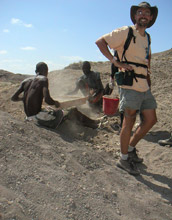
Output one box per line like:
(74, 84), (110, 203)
(115, 71), (134, 86)
(35, 110), (63, 129)
(115, 72), (125, 86)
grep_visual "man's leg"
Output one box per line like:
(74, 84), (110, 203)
(129, 109), (157, 147)
(117, 108), (140, 176)
(120, 112), (124, 128)
(120, 109), (136, 154)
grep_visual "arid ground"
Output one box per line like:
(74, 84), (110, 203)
(0, 49), (172, 220)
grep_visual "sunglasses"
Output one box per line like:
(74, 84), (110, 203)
(136, 10), (151, 16)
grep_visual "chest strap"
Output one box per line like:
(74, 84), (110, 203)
(133, 73), (147, 83)
(135, 73), (147, 79)
(122, 61), (148, 69)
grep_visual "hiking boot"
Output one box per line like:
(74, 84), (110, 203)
(158, 136), (172, 146)
(116, 158), (140, 176)
(128, 148), (143, 163)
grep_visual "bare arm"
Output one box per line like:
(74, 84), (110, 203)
(95, 37), (133, 71)
(43, 81), (60, 108)
(11, 84), (24, 102)
(95, 37), (114, 62)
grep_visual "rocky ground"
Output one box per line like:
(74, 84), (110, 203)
(0, 49), (172, 220)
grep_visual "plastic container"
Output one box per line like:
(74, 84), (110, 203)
(103, 96), (119, 116)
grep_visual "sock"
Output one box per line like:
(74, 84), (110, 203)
(128, 145), (135, 152)
(120, 153), (128, 160)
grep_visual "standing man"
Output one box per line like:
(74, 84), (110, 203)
(96, 2), (158, 175)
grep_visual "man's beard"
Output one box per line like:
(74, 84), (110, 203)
(137, 18), (149, 27)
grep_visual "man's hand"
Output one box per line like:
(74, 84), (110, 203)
(88, 94), (95, 102)
(11, 95), (23, 102)
(111, 59), (133, 71)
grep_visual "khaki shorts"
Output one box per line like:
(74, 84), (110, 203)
(119, 88), (157, 112)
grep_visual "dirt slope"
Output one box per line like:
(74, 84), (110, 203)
(0, 49), (172, 220)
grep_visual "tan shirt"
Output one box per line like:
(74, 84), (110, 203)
(103, 25), (151, 92)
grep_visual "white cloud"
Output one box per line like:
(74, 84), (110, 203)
(0, 50), (7, 54)
(3, 29), (10, 33)
(24, 24), (33, 28)
(11, 18), (20, 24)
(11, 18), (33, 28)
(20, 47), (36, 51)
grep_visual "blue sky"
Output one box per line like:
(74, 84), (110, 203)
(0, 0), (171, 75)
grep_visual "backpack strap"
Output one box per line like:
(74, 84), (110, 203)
(145, 31), (151, 59)
(111, 26), (134, 78)
(123, 29), (151, 67)
(111, 50), (119, 78)
(121, 26), (135, 61)
(122, 61), (148, 68)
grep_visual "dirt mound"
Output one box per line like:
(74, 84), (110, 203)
(0, 49), (172, 220)
(0, 69), (32, 83)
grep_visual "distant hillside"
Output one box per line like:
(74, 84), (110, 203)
(0, 69), (33, 83)
(0, 48), (171, 82)
(152, 48), (172, 58)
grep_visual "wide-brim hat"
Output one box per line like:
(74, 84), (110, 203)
(130, 2), (158, 28)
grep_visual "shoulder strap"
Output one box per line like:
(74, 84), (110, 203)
(111, 26), (134, 78)
(145, 31), (151, 45)
(145, 31), (151, 59)
(121, 26), (134, 60)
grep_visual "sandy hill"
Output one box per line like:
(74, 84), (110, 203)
(0, 49), (172, 220)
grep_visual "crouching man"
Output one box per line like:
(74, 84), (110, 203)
(11, 62), (100, 129)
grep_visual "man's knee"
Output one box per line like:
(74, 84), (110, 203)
(122, 111), (136, 128)
(143, 110), (157, 126)
(150, 116), (157, 126)
(124, 110), (136, 119)
(143, 115), (157, 128)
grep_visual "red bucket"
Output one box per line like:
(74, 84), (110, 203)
(103, 96), (119, 116)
